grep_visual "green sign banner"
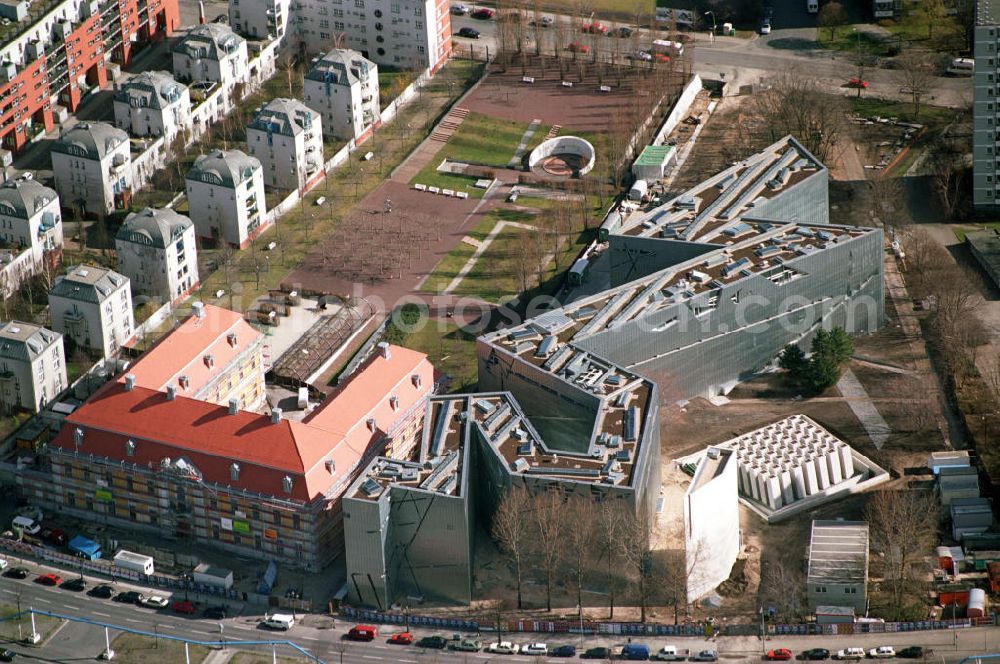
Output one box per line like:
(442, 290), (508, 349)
(95, 489), (113, 503)
(232, 519), (251, 534)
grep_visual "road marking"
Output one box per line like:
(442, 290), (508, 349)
(158, 624), (177, 630)
(0, 589), (14, 595)
(33, 597), (51, 604)
(92, 611), (111, 618)
(230, 624), (254, 631)
(124, 618), (142, 624)
(300, 636), (320, 641)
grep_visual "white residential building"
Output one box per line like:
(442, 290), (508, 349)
(975, 4), (1000, 208)
(185, 149), (268, 248)
(303, 49), (379, 142)
(0, 322), (66, 414)
(229, 0), (450, 74)
(246, 98), (324, 191)
(116, 207), (199, 304)
(51, 122), (133, 217)
(684, 446), (740, 602)
(113, 71), (192, 143)
(0, 177), (63, 298)
(48, 265), (134, 359)
(172, 24), (249, 101)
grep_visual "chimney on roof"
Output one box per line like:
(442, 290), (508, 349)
(227, 332), (238, 347)
(367, 417), (377, 432)
(192, 301), (205, 319)
(228, 398), (238, 415)
(166, 385), (177, 401)
(179, 375), (190, 390)
(325, 459), (336, 474)
(124, 373), (136, 391)
(271, 407), (283, 424)
(377, 341), (390, 359)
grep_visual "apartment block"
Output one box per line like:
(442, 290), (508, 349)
(246, 98), (324, 191)
(26, 338), (433, 571)
(185, 149), (268, 248)
(0, 0), (179, 155)
(229, 0), (450, 74)
(50, 122), (132, 217)
(303, 49), (379, 143)
(172, 23), (249, 92)
(113, 70), (191, 142)
(975, 2), (1000, 207)
(115, 207), (199, 305)
(48, 264), (134, 358)
(0, 176), (63, 298)
(0, 321), (66, 414)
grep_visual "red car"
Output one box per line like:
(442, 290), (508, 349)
(847, 78), (869, 89)
(470, 7), (494, 19)
(35, 573), (61, 586)
(171, 600), (197, 614)
(767, 649), (793, 661)
(388, 632), (413, 645)
(582, 21), (607, 34)
(567, 42), (590, 53)
(653, 52), (670, 62)
(348, 625), (377, 641)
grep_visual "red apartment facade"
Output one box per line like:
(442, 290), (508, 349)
(0, 0), (179, 154)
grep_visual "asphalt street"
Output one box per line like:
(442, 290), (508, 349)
(0, 561), (997, 664)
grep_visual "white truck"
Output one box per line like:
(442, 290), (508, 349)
(652, 646), (691, 661)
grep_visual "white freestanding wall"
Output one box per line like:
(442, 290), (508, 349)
(684, 447), (740, 602)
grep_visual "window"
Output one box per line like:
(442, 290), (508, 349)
(415, 20), (422, 28)
(334, 21), (343, 29)
(390, 2), (399, 12)
(320, 31), (330, 38)
(319, 18), (329, 27)
(354, 0), (363, 6)
(333, 8), (342, 16)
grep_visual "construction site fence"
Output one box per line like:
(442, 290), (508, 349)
(340, 607), (996, 637)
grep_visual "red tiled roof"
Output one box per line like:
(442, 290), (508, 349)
(53, 344), (435, 501)
(124, 304), (262, 395)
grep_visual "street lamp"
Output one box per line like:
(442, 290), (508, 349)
(703, 10), (716, 33)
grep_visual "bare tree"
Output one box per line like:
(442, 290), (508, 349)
(492, 485), (531, 609)
(529, 490), (567, 612)
(817, 1), (847, 42)
(563, 498), (596, 621)
(620, 505), (658, 622)
(758, 546), (807, 621)
(870, 175), (907, 230)
(919, 0), (946, 39)
(746, 71), (846, 163)
(894, 50), (936, 117)
(593, 498), (626, 619)
(928, 137), (969, 219)
(865, 490), (939, 619)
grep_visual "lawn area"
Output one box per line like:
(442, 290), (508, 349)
(851, 98), (954, 126)
(398, 320), (479, 392)
(110, 633), (210, 664)
(409, 160), (488, 199)
(953, 223), (1000, 242)
(876, 4), (965, 51)
(816, 28), (891, 56)
(0, 606), (62, 642)
(378, 69), (419, 112)
(444, 112), (550, 167)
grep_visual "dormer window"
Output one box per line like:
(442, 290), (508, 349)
(125, 439), (135, 456)
(282, 475), (293, 493)
(389, 395), (398, 411)
(230, 462), (240, 481)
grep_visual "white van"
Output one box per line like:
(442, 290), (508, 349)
(947, 58), (974, 76)
(264, 613), (295, 630)
(12, 516), (40, 535)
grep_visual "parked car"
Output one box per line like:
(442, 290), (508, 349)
(457, 26), (480, 38)
(581, 21), (607, 33)
(451, 639), (481, 652)
(628, 50), (653, 61)
(0, 558), (7, 570)
(802, 648), (831, 660)
(347, 625), (376, 641)
(470, 7), (494, 19)
(88, 584), (115, 599)
(869, 646), (896, 659)
(621, 643), (651, 660)
(451, 3), (468, 13)
(530, 15), (553, 26)
(141, 595), (169, 609)
(567, 42), (590, 53)
(41, 528), (67, 547)
(0, 649), (15, 662)
(834, 648), (865, 660)
(171, 600), (197, 615)
(897, 647), (930, 659)
(652, 645), (689, 661)
(202, 606), (228, 620)
(759, 18), (771, 34)
(35, 573), (61, 586)
(521, 643), (548, 656)
(582, 647), (612, 660)
(847, 78), (869, 89)
(388, 632), (413, 645)
(616, 26), (634, 37)
(417, 636), (449, 649)
(61, 577), (87, 592)
(551, 644), (576, 657)
(212, 13), (227, 22)
(692, 651), (719, 662)
(767, 649), (793, 661)
(487, 641), (520, 654)
(5, 567), (28, 579)
(114, 591), (143, 604)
